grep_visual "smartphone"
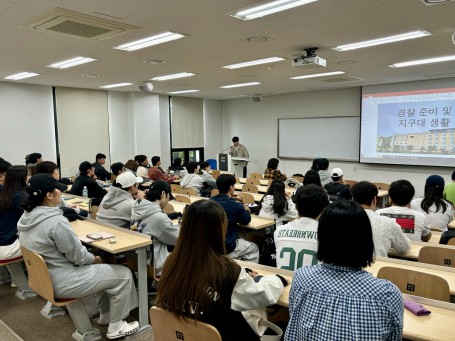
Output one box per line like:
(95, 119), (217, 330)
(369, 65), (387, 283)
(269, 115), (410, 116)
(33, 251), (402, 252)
(86, 233), (103, 240)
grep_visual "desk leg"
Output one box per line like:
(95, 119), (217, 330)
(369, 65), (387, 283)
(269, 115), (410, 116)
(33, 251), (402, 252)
(134, 247), (151, 334)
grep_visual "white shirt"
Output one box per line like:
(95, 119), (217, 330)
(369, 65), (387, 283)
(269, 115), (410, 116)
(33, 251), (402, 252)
(365, 209), (411, 257)
(376, 206), (430, 241)
(136, 165), (149, 178)
(274, 217), (318, 270)
(258, 195), (298, 227)
(410, 197), (454, 232)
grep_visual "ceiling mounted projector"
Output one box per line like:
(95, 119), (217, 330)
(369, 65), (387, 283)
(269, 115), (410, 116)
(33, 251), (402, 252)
(139, 81), (154, 93)
(292, 47), (326, 69)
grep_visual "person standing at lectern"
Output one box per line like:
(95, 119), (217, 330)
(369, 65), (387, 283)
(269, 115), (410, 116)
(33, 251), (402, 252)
(229, 137), (249, 158)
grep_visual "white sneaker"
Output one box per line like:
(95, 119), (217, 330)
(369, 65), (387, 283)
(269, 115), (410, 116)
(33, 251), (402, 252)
(11, 281), (17, 288)
(106, 321), (139, 339)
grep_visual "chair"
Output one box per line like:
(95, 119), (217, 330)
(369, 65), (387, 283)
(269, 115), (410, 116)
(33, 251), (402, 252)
(0, 257), (36, 300)
(182, 188), (197, 196)
(211, 188), (219, 197)
(291, 176), (304, 183)
(235, 177), (240, 183)
(448, 238), (455, 246)
(163, 203), (175, 214)
(175, 194), (192, 204)
(418, 246), (455, 267)
(211, 170), (221, 179)
(206, 159), (217, 170)
(242, 184), (258, 193)
(249, 172), (263, 179)
(374, 182), (390, 191)
(344, 179), (358, 186)
(171, 184), (182, 194)
(246, 178), (261, 186)
(240, 192), (255, 204)
(377, 266), (450, 302)
(150, 306), (221, 341)
(21, 246), (102, 340)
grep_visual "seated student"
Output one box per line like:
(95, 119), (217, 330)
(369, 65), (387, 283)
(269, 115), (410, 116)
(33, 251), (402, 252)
(92, 153), (110, 181)
(0, 160), (12, 192)
(324, 167), (349, 201)
(317, 158), (331, 186)
(199, 161), (217, 197)
(37, 161), (72, 209)
(168, 157), (187, 178)
(210, 174), (259, 263)
(70, 161), (107, 199)
(0, 166), (30, 260)
(156, 200), (287, 341)
(25, 152), (43, 166)
(148, 156), (179, 183)
(18, 174), (139, 339)
(96, 172), (144, 229)
(376, 180), (431, 242)
(263, 158), (286, 181)
(134, 155), (149, 179)
(439, 225), (455, 244)
(352, 181), (411, 257)
(444, 170), (455, 205)
(110, 162), (125, 181)
(180, 161), (204, 196)
(293, 169), (323, 200)
(131, 180), (179, 275)
(258, 179), (298, 227)
(275, 185), (329, 270)
(286, 200), (403, 341)
(124, 159), (138, 175)
(411, 175), (454, 232)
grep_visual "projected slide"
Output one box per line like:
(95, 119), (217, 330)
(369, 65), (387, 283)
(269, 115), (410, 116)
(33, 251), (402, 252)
(360, 84), (455, 167)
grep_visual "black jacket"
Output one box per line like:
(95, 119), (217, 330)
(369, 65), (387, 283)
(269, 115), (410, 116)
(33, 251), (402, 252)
(70, 175), (107, 199)
(92, 162), (110, 181)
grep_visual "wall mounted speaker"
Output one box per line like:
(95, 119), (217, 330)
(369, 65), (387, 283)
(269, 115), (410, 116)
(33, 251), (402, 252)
(139, 81), (154, 93)
(252, 96), (262, 102)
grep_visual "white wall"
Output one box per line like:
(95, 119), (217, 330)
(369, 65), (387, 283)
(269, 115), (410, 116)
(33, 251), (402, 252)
(222, 88), (453, 197)
(204, 99), (224, 161)
(159, 95), (171, 168)
(0, 82), (56, 165)
(108, 91), (133, 164)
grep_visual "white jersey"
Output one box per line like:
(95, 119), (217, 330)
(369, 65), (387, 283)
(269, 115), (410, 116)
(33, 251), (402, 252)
(274, 217), (318, 271)
(376, 206), (430, 241)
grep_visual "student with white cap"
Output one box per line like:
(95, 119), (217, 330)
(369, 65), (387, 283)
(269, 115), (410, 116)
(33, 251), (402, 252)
(324, 168), (350, 201)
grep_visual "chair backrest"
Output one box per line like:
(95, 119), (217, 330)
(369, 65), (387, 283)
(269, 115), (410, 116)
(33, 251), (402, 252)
(211, 170), (221, 179)
(291, 176), (304, 183)
(182, 188), (197, 196)
(206, 159), (217, 170)
(175, 194), (192, 204)
(448, 238), (455, 246)
(377, 266), (450, 302)
(373, 182), (390, 191)
(163, 203), (175, 214)
(418, 246), (455, 267)
(20, 246), (59, 305)
(242, 184), (258, 193)
(249, 172), (263, 179)
(240, 192), (255, 204)
(171, 184), (182, 194)
(211, 188), (219, 197)
(344, 179), (358, 186)
(235, 177), (240, 183)
(150, 306), (222, 341)
(246, 178), (260, 185)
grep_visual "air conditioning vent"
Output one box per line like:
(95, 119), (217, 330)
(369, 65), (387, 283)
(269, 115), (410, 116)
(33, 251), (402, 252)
(24, 7), (138, 40)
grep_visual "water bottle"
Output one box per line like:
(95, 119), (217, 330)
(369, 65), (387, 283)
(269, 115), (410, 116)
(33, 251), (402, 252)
(82, 186), (88, 198)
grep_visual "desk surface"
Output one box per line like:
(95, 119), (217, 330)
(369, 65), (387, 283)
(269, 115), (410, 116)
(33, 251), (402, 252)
(234, 183), (297, 194)
(238, 178), (270, 186)
(70, 219), (152, 254)
(389, 239), (454, 260)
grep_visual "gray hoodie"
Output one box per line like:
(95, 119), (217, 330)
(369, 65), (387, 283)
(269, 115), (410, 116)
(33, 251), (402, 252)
(17, 206), (96, 297)
(96, 186), (134, 228)
(318, 170), (331, 186)
(131, 199), (179, 274)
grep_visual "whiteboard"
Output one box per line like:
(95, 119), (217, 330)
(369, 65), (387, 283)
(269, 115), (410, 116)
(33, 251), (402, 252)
(278, 117), (360, 161)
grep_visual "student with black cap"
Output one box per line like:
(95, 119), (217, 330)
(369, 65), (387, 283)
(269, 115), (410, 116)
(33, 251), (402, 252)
(131, 180), (179, 275)
(70, 161), (107, 199)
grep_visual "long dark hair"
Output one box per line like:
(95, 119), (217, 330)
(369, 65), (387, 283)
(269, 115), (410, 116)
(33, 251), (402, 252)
(156, 200), (240, 319)
(259, 179), (288, 216)
(421, 179), (449, 214)
(0, 165), (29, 212)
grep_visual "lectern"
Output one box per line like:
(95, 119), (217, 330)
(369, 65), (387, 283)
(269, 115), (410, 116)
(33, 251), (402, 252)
(217, 153), (232, 172)
(232, 157), (250, 178)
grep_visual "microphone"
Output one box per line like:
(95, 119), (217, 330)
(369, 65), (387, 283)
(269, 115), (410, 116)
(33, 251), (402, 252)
(219, 146), (232, 154)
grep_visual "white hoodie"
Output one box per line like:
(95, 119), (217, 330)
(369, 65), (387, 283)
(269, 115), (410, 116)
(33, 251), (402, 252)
(258, 195), (298, 227)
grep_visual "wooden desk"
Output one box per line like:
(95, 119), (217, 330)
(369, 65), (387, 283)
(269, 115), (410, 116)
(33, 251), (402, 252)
(173, 195), (207, 204)
(234, 183), (296, 194)
(170, 201), (275, 230)
(238, 178), (270, 186)
(64, 195), (90, 212)
(236, 260), (455, 341)
(70, 219), (152, 332)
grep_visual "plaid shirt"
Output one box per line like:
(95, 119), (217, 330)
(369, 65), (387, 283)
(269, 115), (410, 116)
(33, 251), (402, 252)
(263, 168), (286, 181)
(285, 264), (403, 341)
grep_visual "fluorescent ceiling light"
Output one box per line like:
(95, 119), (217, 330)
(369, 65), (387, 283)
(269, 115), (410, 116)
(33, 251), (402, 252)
(151, 72), (195, 81)
(115, 32), (185, 51)
(231, 0), (317, 20)
(389, 55), (455, 68)
(220, 82), (261, 89)
(223, 57), (285, 69)
(47, 57), (96, 69)
(333, 30), (432, 51)
(4, 72), (39, 80)
(168, 89), (200, 94)
(99, 83), (133, 89)
(290, 71), (345, 79)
